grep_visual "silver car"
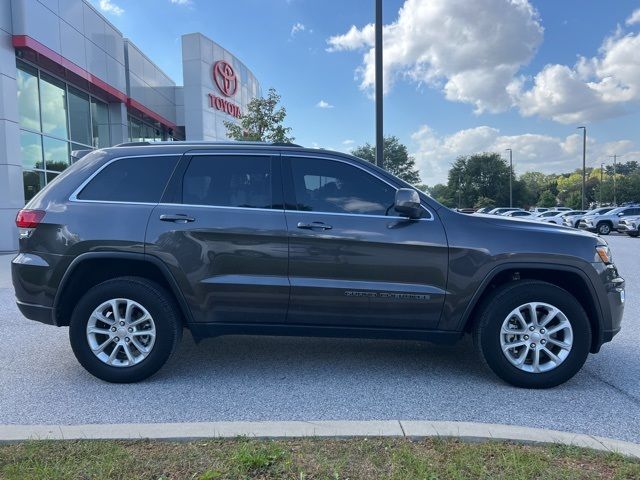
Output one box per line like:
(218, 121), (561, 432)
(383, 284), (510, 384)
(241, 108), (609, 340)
(579, 206), (640, 235)
(563, 207), (615, 229)
(618, 216), (640, 237)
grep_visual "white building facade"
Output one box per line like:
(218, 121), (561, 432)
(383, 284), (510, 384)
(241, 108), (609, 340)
(0, 0), (261, 251)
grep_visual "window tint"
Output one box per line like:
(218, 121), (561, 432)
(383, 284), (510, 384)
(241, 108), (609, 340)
(290, 157), (396, 216)
(182, 156), (273, 209)
(77, 156), (178, 202)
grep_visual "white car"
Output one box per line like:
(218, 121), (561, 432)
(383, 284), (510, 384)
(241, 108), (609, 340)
(538, 210), (587, 225)
(529, 207), (550, 214)
(504, 210), (535, 218)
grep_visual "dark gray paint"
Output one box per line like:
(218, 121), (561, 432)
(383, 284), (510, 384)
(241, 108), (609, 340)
(12, 143), (625, 354)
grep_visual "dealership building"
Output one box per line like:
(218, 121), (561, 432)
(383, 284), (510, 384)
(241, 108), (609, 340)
(0, 0), (261, 250)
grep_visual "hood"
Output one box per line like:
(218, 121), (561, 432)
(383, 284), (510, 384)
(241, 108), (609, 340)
(469, 212), (598, 240)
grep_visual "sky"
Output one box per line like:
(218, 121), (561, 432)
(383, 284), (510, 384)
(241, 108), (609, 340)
(92, 0), (640, 185)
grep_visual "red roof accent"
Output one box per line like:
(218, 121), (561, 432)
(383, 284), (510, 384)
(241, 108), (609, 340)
(13, 35), (177, 130)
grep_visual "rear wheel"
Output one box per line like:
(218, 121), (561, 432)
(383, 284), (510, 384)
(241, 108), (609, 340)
(597, 222), (611, 235)
(474, 280), (591, 388)
(69, 277), (182, 383)
(629, 231), (639, 238)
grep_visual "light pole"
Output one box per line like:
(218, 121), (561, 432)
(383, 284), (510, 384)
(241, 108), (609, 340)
(458, 174), (462, 209)
(375, 0), (383, 168)
(610, 154), (620, 205)
(577, 127), (586, 210)
(600, 162), (604, 205)
(505, 148), (513, 207)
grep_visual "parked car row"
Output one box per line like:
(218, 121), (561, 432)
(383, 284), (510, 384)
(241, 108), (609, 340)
(577, 206), (640, 236)
(463, 205), (640, 237)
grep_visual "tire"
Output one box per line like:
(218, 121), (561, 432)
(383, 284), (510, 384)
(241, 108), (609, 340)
(69, 277), (182, 383)
(629, 232), (639, 238)
(596, 222), (611, 235)
(574, 221), (581, 228)
(473, 280), (591, 389)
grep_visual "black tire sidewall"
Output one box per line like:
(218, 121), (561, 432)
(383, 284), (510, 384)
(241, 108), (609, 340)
(597, 222), (611, 235)
(477, 282), (591, 388)
(69, 278), (180, 383)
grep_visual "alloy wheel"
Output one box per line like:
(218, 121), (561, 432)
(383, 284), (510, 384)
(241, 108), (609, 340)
(500, 302), (573, 373)
(86, 298), (156, 367)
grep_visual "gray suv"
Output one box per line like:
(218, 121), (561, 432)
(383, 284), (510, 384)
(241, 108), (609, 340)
(12, 142), (625, 388)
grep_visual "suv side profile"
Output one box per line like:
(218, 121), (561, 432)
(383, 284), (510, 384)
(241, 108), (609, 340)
(579, 206), (640, 235)
(12, 142), (625, 388)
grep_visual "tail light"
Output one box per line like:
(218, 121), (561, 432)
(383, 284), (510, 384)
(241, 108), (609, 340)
(16, 209), (46, 228)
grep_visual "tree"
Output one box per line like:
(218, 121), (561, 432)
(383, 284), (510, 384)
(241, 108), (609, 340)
(474, 196), (495, 209)
(538, 190), (557, 208)
(352, 136), (421, 184)
(224, 88), (294, 143)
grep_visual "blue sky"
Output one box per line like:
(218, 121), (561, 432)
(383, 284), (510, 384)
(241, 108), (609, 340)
(93, 0), (640, 185)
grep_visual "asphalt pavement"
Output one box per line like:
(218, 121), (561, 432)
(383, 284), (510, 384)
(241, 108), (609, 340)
(1, 234), (639, 443)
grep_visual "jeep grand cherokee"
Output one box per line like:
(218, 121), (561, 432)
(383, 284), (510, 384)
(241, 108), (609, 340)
(12, 142), (625, 388)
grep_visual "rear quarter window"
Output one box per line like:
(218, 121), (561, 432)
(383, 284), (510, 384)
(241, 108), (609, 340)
(76, 156), (179, 203)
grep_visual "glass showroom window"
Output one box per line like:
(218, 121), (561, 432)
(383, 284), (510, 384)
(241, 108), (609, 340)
(128, 115), (163, 142)
(16, 60), (111, 202)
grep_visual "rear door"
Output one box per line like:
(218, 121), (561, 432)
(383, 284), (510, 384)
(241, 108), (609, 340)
(145, 150), (289, 325)
(282, 154), (448, 330)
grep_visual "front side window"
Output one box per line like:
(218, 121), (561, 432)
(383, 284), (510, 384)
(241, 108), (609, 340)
(77, 156), (179, 203)
(289, 157), (396, 216)
(182, 156), (273, 209)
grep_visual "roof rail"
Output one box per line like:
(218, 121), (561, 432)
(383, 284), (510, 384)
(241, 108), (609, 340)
(114, 140), (303, 148)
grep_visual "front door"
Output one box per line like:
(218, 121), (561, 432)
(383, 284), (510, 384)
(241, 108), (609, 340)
(145, 152), (289, 325)
(283, 155), (448, 330)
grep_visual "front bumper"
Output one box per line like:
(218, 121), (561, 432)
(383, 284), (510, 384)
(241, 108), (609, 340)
(594, 262), (625, 347)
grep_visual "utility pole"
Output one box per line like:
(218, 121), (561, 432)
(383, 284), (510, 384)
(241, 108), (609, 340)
(375, 0), (383, 168)
(577, 127), (586, 210)
(458, 174), (462, 209)
(505, 148), (513, 207)
(610, 154), (620, 205)
(600, 162), (604, 205)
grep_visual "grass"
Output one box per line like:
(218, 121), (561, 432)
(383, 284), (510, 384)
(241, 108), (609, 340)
(1, 437), (639, 479)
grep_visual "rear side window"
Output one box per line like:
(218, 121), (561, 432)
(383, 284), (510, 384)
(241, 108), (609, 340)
(182, 155), (273, 209)
(77, 156), (178, 203)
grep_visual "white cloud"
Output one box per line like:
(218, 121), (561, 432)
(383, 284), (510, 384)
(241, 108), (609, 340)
(515, 28), (640, 123)
(626, 9), (640, 26)
(410, 124), (640, 185)
(342, 139), (355, 145)
(326, 0), (543, 113)
(291, 22), (306, 37)
(98, 0), (123, 15)
(170, 0), (192, 4)
(316, 100), (334, 109)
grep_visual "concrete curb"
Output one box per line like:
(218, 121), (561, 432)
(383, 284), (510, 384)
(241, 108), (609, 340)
(1, 420), (639, 458)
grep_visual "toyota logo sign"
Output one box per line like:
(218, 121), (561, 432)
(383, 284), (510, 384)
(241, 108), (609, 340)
(213, 60), (237, 97)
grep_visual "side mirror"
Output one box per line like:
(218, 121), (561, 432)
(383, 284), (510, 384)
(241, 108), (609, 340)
(394, 188), (422, 219)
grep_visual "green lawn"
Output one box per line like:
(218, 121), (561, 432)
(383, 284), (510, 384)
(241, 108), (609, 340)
(1, 437), (639, 479)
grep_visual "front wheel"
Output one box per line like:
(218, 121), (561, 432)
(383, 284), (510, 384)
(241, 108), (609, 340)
(597, 222), (611, 235)
(69, 277), (182, 383)
(474, 280), (591, 388)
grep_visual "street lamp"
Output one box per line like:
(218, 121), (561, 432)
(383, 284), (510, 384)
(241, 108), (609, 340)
(600, 162), (604, 205)
(577, 127), (586, 210)
(505, 148), (513, 208)
(375, 0), (383, 168)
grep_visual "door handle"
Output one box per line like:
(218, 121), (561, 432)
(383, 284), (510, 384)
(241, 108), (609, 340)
(297, 221), (332, 230)
(160, 214), (195, 223)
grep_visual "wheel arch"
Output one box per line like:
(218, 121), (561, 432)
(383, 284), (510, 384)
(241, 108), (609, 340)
(460, 263), (605, 353)
(53, 252), (194, 327)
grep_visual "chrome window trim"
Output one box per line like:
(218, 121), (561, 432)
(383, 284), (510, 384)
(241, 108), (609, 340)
(282, 152), (434, 221)
(69, 153), (180, 204)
